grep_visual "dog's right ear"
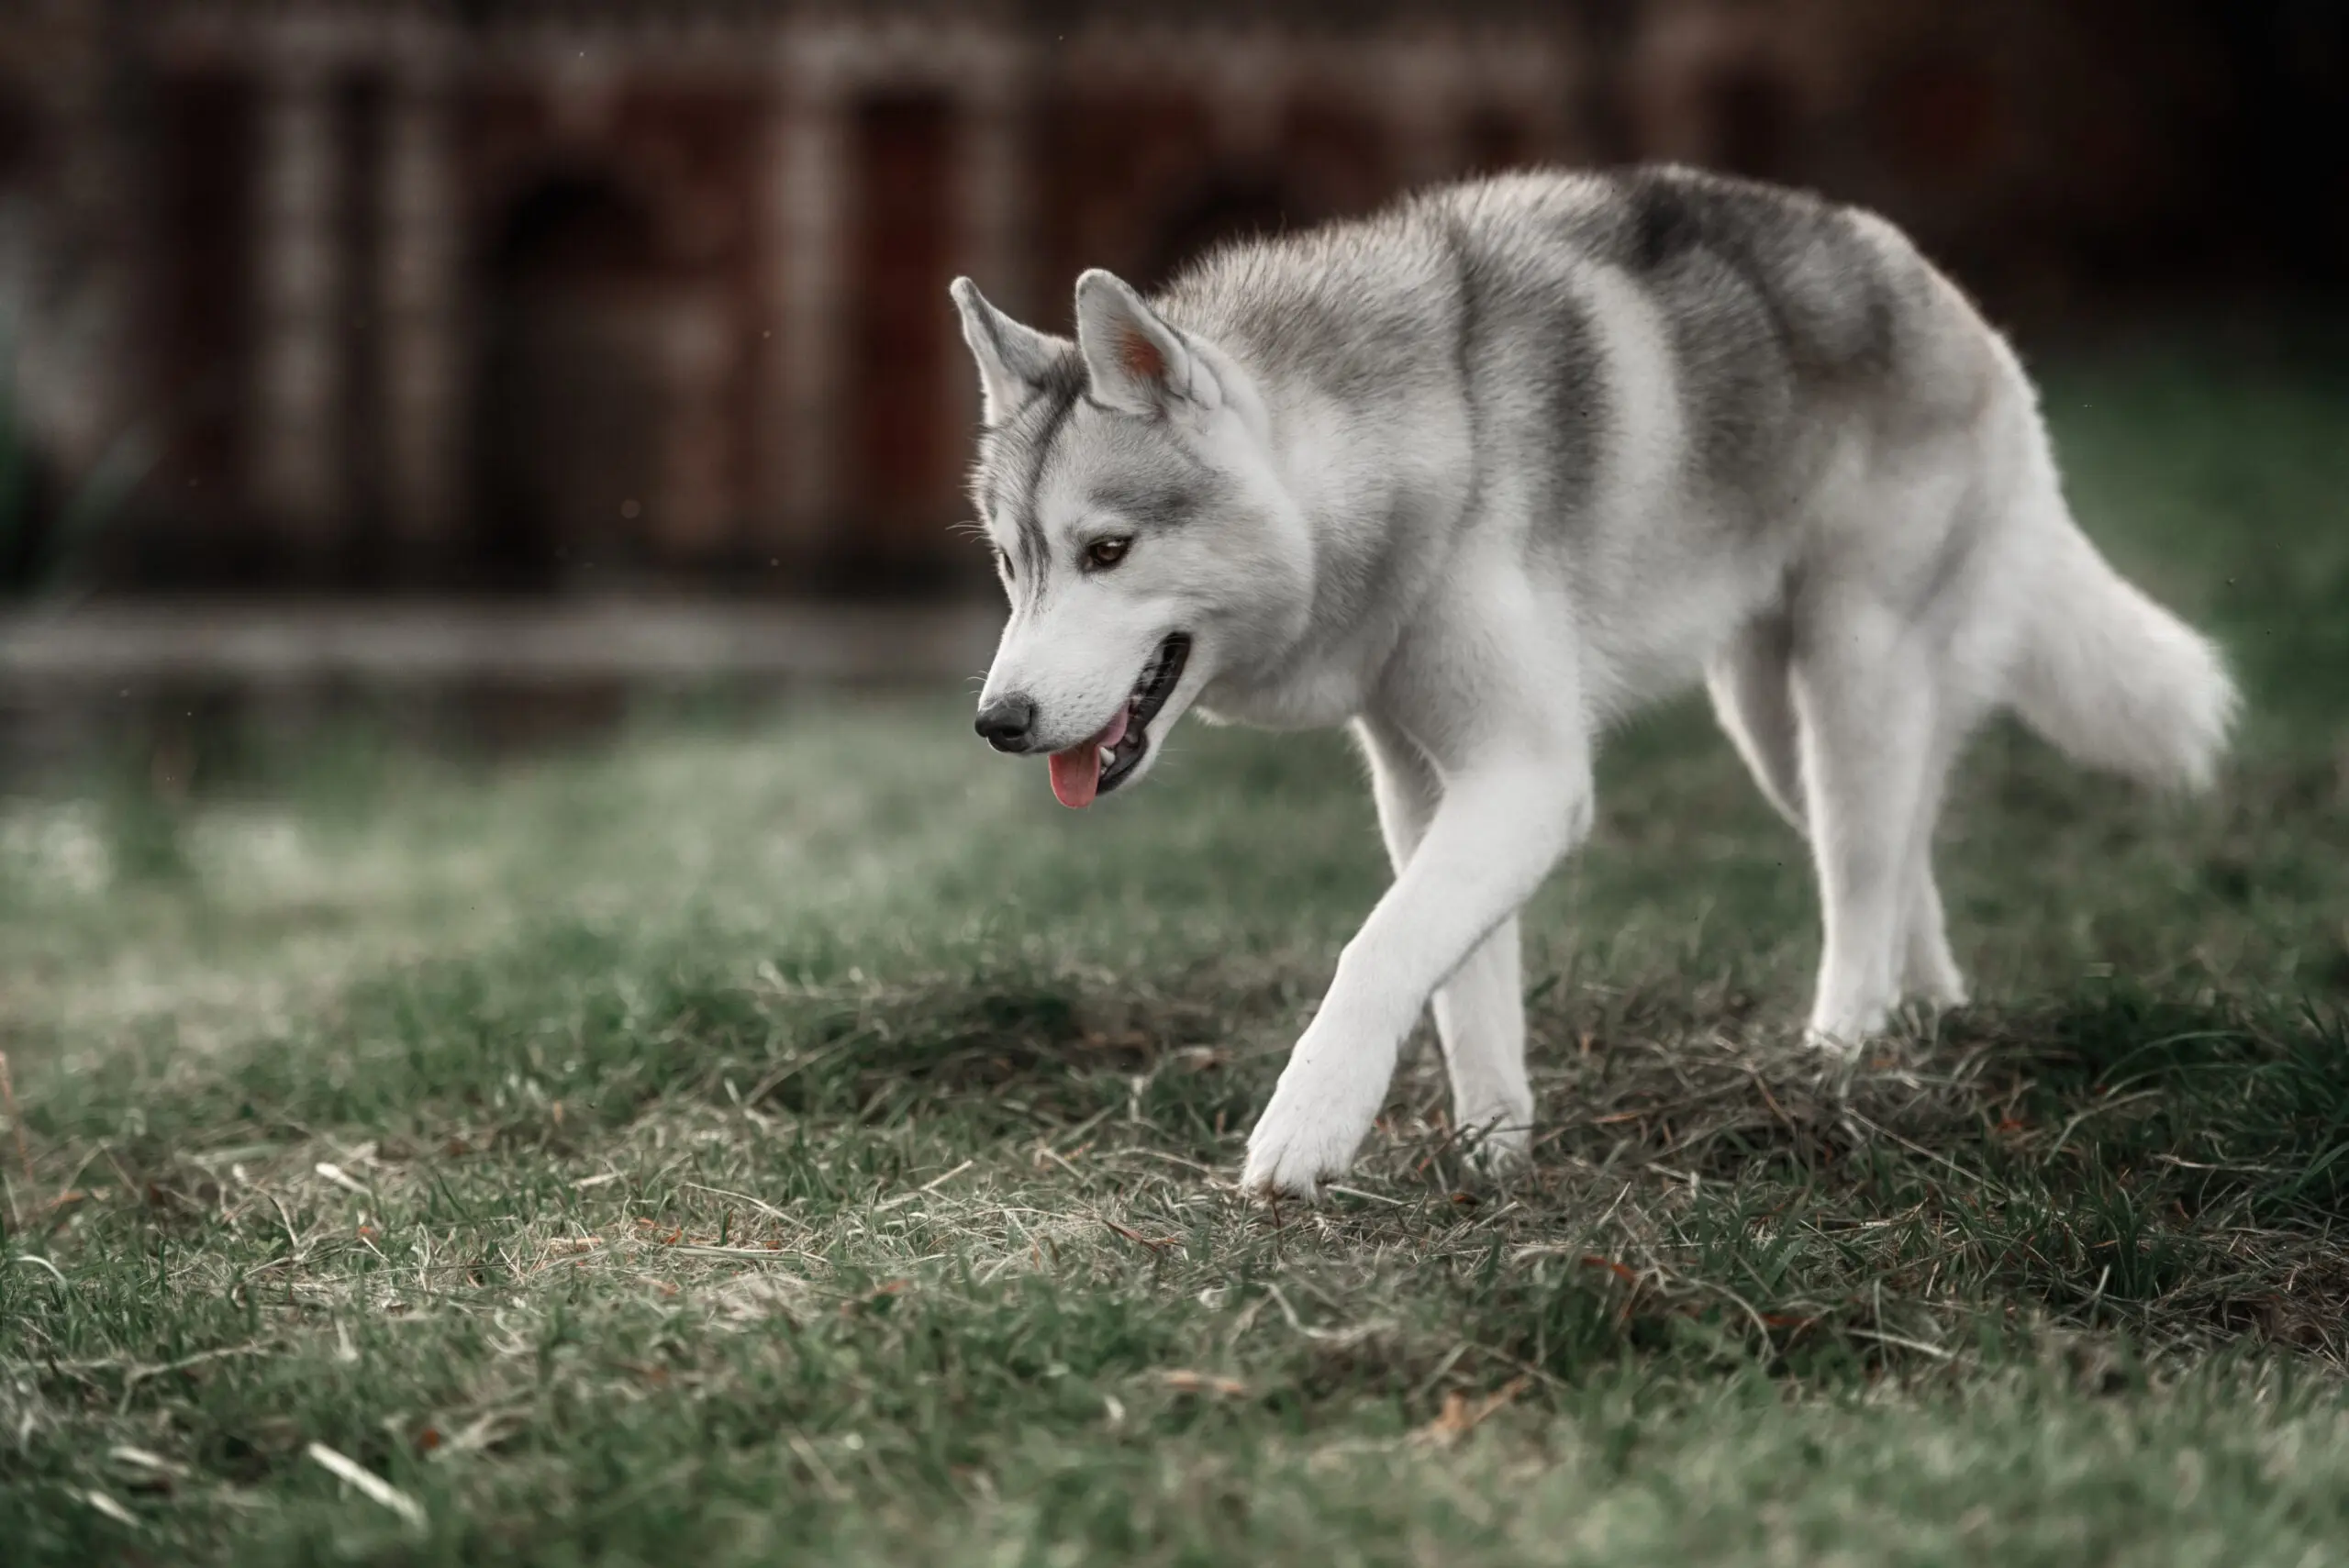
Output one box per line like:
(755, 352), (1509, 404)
(950, 278), (1067, 427)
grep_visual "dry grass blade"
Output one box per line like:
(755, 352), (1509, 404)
(1415, 1376), (1531, 1445)
(876, 1158), (975, 1210)
(306, 1442), (427, 1531)
(313, 1162), (372, 1196)
(13, 1253), (68, 1286)
(1102, 1218), (1180, 1254)
(1157, 1369), (1249, 1398)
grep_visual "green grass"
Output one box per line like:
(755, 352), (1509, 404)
(4, 350), (2348, 1565)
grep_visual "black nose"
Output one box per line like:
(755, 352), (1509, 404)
(974, 695), (1036, 751)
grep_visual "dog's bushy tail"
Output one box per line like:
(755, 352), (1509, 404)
(2006, 495), (2236, 793)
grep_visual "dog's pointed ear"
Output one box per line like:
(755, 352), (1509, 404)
(1074, 269), (1220, 417)
(951, 277), (1067, 426)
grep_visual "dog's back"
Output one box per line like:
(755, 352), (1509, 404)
(1153, 164), (2229, 779)
(1161, 165), (1983, 506)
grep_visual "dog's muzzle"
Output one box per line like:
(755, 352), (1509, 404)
(1096, 632), (1191, 796)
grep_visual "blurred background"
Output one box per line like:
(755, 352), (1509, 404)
(0, 0), (2341, 773)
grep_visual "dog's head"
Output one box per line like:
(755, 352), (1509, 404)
(952, 271), (1309, 807)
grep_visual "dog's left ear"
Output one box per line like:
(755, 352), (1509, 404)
(1074, 270), (1221, 417)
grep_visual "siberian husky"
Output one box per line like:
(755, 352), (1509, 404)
(949, 166), (2233, 1197)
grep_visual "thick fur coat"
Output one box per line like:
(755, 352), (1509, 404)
(952, 166), (2234, 1196)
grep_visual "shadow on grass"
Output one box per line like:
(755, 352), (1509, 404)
(1363, 987), (2349, 1376)
(21, 922), (1300, 1161)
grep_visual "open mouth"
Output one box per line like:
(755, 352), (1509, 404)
(1046, 633), (1190, 808)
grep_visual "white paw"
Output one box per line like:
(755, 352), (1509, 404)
(1241, 1054), (1388, 1199)
(1905, 973), (1969, 1010)
(1803, 1005), (1889, 1058)
(1453, 1094), (1535, 1172)
(1803, 1027), (1862, 1062)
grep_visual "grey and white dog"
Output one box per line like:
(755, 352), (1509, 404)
(950, 165), (2233, 1198)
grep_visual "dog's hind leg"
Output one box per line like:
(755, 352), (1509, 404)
(1709, 617), (1969, 1016)
(1790, 616), (1923, 1045)
(1356, 717), (1533, 1165)
(1707, 615), (1807, 830)
(1893, 734), (1967, 1008)
(1778, 594), (1970, 1043)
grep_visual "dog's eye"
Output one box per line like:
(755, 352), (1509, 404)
(995, 547), (1015, 582)
(1085, 537), (1132, 571)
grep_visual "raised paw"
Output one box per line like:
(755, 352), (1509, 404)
(1241, 1051), (1388, 1200)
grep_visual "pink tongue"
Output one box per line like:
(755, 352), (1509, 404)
(1047, 706), (1130, 809)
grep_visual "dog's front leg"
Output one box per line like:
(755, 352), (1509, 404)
(1242, 723), (1592, 1197)
(1358, 716), (1536, 1168)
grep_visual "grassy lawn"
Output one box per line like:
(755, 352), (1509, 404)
(4, 348), (2348, 1565)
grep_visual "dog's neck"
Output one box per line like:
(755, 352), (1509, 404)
(1184, 349), (1463, 729)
